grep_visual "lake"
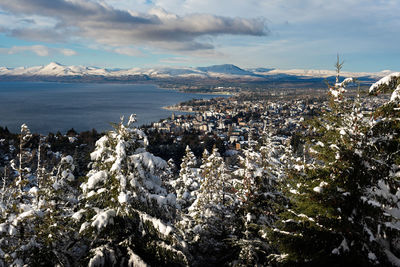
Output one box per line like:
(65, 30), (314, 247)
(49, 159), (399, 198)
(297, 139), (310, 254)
(0, 82), (224, 134)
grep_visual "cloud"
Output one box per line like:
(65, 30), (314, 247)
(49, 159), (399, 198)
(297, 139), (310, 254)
(3, 45), (51, 56)
(0, 45), (77, 56)
(60, 48), (77, 56)
(114, 47), (143, 56)
(10, 28), (69, 43)
(0, 0), (267, 51)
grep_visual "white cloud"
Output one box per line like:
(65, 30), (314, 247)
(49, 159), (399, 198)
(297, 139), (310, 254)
(60, 48), (77, 56)
(0, 45), (77, 57)
(114, 47), (143, 56)
(3, 45), (50, 56)
(0, 0), (267, 51)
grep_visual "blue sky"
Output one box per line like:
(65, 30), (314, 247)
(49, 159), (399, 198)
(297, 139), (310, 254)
(0, 0), (399, 72)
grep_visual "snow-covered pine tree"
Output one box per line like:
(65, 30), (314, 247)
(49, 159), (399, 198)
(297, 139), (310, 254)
(0, 124), (47, 266)
(271, 64), (400, 266)
(0, 127), (82, 266)
(24, 154), (82, 266)
(171, 145), (200, 211)
(76, 115), (188, 266)
(230, 134), (287, 266)
(14, 124), (34, 192)
(366, 72), (400, 265)
(185, 147), (235, 265)
(164, 158), (177, 182)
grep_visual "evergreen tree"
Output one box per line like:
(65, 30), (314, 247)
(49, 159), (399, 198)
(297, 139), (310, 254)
(0, 128), (80, 266)
(14, 124), (34, 192)
(171, 145), (200, 211)
(184, 147), (235, 265)
(76, 115), (188, 266)
(230, 134), (287, 266)
(30, 154), (82, 266)
(271, 67), (400, 266)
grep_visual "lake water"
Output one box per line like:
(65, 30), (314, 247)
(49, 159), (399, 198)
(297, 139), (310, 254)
(0, 82), (223, 134)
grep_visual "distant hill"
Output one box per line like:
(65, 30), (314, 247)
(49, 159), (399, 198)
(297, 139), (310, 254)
(0, 62), (391, 86)
(197, 64), (255, 76)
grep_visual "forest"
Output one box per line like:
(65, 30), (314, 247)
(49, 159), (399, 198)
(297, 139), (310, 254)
(0, 71), (400, 266)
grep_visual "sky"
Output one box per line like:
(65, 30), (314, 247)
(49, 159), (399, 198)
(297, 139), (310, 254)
(0, 0), (399, 72)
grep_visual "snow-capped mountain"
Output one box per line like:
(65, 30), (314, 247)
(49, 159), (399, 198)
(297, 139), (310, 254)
(0, 62), (392, 81)
(197, 64), (254, 76)
(254, 68), (392, 79)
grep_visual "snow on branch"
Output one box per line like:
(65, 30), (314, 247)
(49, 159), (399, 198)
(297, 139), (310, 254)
(329, 77), (356, 101)
(369, 72), (400, 95)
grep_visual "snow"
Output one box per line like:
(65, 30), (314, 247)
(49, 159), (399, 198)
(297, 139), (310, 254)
(0, 223), (7, 233)
(118, 191), (128, 204)
(272, 228), (303, 237)
(330, 144), (339, 150)
(368, 252), (377, 261)
(0, 62), (391, 83)
(127, 114), (137, 126)
(289, 189), (299, 194)
(341, 77), (354, 85)
(83, 171), (108, 191)
(369, 72), (400, 94)
(17, 210), (36, 220)
(61, 155), (74, 165)
(86, 190), (96, 198)
(296, 213), (315, 222)
(90, 136), (109, 161)
(384, 248), (400, 267)
(88, 246), (114, 267)
(79, 222), (90, 233)
(28, 186), (39, 195)
(8, 225), (17, 236)
(88, 252), (104, 267)
(97, 188), (106, 194)
(331, 238), (349, 255)
(127, 248), (148, 267)
(12, 259), (24, 267)
(140, 213), (173, 236)
(390, 85), (400, 102)
(91, 209), (116, 231)
(72, 209), (86, 221)
(149, 193), (176, 207)
(246, 213), (255, 222)
(110, 139), (126, 173)
(360, 196), (381, 207)
(61, 170), (75, 181)
(131, 152), (168, 175)
(313, 181), (328, 193)
(316, 141), (325, 147)
(364, 225), (375, 242)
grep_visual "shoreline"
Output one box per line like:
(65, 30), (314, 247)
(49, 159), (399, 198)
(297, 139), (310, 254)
(160, 87), (234, 113)
(161, 106), (196, 113)
(157, 85), (235, 96)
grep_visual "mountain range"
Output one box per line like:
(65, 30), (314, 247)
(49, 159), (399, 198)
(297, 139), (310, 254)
(0, 62), (392, 83)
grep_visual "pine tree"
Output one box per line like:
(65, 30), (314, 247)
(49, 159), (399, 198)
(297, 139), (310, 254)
(184, 147), (235, 265)
(29, 154), (82, 266)
(271, 65), (400, 266)
(76, 115), (188, 266)
(230, 134), (287, 266)
(0, 124), (44, 266)
(14, 124), (34, 192)
(0, 128), (81, 266)
(171, 145), (200, 211)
